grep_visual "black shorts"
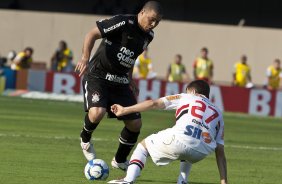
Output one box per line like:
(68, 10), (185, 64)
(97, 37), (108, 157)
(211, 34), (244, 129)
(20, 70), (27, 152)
(82, 77), (141, 120)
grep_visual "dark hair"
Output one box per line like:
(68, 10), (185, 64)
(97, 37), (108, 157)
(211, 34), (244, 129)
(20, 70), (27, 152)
(24, 47), (33, 54)
(274, 58), (280, 64)
(59, 40), (67, 49)
(186, 80), (210, 98)
(143, 1), (163, 15)
(201, 47), (208, 53)
(175, 54), (182, 59)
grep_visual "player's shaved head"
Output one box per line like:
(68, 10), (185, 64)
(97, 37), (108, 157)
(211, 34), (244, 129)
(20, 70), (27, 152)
(142, 1), (163, 16)
(138, 1), (162, 32)
(186, 80), (210, 98)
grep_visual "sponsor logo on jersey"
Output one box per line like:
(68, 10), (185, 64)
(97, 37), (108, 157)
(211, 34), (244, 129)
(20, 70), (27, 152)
(192, 119), (209, 130)
(91, 92), (100, 103)
(103, 21), (126, 33)
(117, 47), (135, 68)
(105, 73), (129, 84)
(184, 125), (212, 144)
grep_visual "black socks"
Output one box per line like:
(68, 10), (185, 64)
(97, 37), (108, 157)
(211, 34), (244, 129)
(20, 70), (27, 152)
(80, 113), (99, 143)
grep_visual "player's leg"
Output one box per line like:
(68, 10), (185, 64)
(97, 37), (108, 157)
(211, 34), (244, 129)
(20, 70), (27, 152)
(177, 160), (192, 184)
(112, 118), (142, 170)
(124, 140), (148, 182)
(108, 140), (148, 184)
(108, 85), (142, 170)
(80, 107), (106, 160)
(80, 78), (108, 160)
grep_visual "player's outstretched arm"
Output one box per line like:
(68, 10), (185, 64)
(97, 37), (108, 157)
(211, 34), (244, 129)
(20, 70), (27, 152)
(215, 144), (228, 184)
(75, 27), (102, 77)
(111, 99), (165, 117)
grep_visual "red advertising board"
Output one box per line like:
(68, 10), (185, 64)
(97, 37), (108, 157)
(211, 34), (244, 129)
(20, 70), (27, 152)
(17, 71), (282, 118)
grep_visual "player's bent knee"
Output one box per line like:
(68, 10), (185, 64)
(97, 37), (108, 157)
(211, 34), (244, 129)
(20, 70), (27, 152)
(124, 119), (142, 132)
(88, 107), (106, 123)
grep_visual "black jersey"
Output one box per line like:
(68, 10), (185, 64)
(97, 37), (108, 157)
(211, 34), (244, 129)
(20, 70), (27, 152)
(85, 14), (154, 84)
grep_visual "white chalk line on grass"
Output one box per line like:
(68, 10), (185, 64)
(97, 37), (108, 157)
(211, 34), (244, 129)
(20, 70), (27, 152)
(0, 133), (108, 141)
(1, 133), (282, 151)
(225, 144), (282, 151)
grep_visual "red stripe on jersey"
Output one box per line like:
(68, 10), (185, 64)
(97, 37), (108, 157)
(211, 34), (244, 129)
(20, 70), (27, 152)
(175, 104), (190, 117)
(130, 159), (144, 168)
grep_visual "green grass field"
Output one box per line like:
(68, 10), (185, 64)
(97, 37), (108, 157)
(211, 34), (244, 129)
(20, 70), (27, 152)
(0, 95), (282, 184)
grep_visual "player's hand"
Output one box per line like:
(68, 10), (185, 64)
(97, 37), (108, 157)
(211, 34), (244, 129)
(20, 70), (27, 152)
(111, 104), (125, 117)
(75, 59), (88, 77)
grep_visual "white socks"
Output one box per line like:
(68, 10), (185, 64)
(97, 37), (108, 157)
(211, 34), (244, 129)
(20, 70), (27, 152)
(177, 161), (192, 184)
(124, 143), (149, 182)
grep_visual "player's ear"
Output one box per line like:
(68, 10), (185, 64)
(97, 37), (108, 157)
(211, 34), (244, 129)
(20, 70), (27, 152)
(140, 8), (146, 15)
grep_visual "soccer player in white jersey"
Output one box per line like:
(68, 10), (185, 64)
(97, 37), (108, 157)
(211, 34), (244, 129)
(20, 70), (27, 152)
(108, 80), (227, 184)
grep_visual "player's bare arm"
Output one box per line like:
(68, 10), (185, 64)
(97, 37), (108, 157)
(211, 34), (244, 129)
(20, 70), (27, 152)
(75, 27), (102, 77)
(111, 98), (165, 117)
(215, 144), (228, 184)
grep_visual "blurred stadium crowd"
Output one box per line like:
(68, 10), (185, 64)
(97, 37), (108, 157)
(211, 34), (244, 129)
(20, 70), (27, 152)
(0, 0), (282, 91)
(0, 43), (281, 90)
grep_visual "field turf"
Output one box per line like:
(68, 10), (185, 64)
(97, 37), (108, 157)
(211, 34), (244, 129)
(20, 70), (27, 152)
(0, 95), (281, 184)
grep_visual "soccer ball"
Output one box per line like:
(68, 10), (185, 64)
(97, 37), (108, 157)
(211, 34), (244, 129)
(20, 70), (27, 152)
(84, 159), (109, 180)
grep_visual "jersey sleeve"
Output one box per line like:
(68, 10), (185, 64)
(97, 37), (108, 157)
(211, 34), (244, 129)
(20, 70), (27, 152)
(96, 15), (127, 38)
(160, 94), (181, 110)
(215, 117), (225, 145)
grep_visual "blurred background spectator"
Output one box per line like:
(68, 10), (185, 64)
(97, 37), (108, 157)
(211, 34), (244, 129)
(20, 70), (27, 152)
(166, 54), (189, 82)
(233, 55), (252, 87)
(51, 40), (73, 72)
(11, 47), (33, 71)
(265, 59), (282, 90)
(133, 48), (156, 79)
(193, 47), (213, 83)
(0, 55), (7, 69)
(6, 50), (16, 67)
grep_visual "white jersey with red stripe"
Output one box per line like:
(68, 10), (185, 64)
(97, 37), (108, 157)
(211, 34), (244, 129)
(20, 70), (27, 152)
(161, 93), (224, 155)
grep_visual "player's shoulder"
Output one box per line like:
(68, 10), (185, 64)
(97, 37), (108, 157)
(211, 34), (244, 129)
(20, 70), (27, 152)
(201, 96), (223, 114)
(117, 14), (138, 27)
(267, 65), (273, 71)
(165, 93), (183, 101)
(118, 14), (135, 22)
(17, 52), (25, 58)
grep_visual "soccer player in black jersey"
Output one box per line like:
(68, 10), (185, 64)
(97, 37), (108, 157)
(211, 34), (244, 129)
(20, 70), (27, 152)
(75, 1), (163, 170)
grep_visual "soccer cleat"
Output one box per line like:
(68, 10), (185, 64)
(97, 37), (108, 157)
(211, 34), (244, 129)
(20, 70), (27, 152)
(80, 138), (96, 161)
(107, 179), (134, 184)
(111, 157), (129, 171)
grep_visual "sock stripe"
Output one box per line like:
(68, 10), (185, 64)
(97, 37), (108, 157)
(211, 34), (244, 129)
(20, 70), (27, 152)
(119, 138), (135, 146)
(130, 159), (144, 169)
(83, 127), (93, 133)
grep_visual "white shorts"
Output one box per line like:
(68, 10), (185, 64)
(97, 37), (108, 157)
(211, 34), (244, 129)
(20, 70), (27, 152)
(145, 128), (207, 166)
